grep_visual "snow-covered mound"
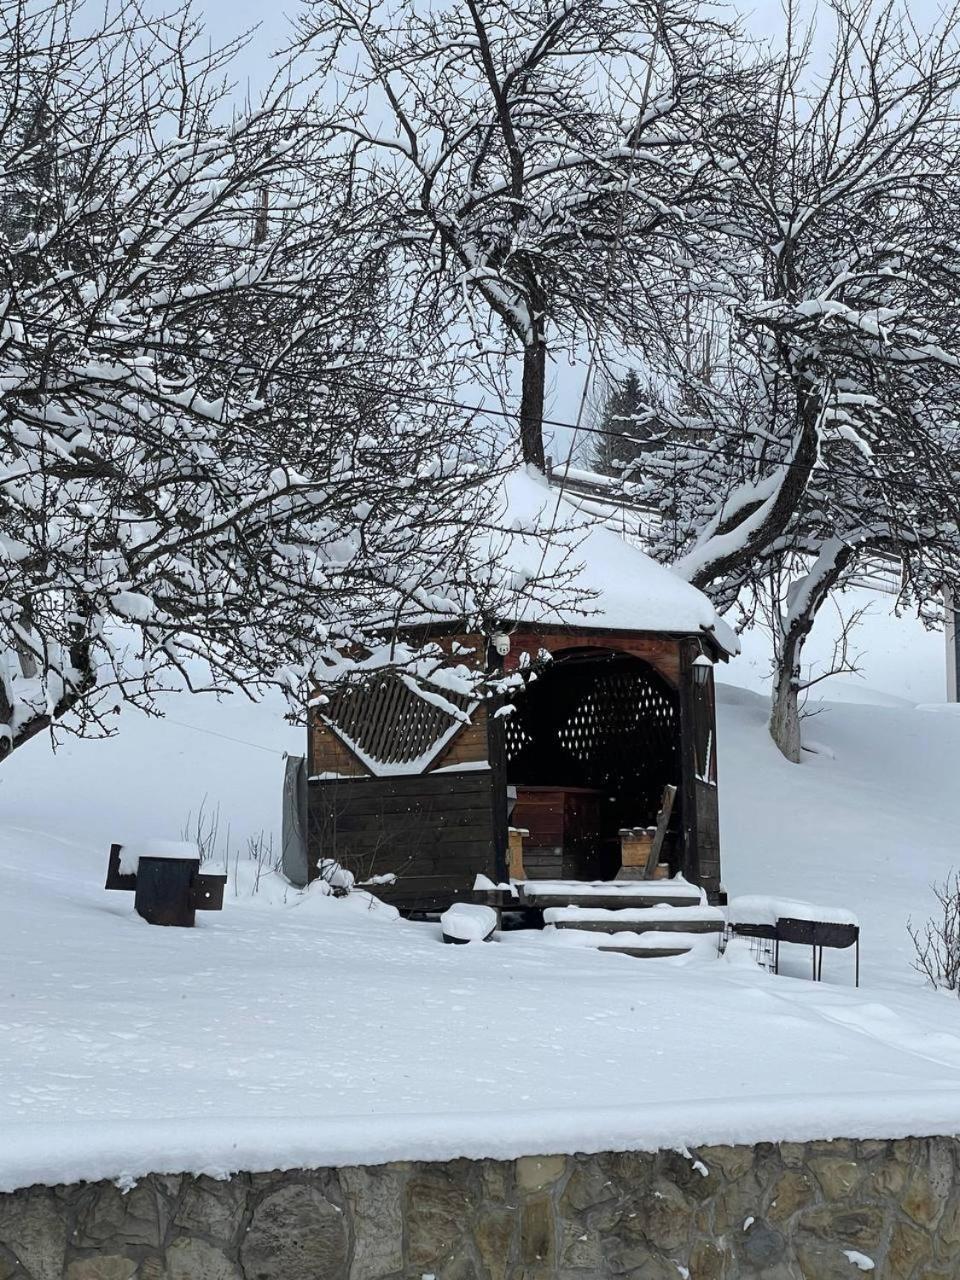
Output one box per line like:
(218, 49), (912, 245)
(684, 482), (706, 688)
(3, 679), (960, 1191)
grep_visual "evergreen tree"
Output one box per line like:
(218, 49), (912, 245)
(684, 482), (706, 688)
(589, 371), (651, 477)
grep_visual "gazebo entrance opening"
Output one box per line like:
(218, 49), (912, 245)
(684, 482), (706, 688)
(502, 648), (681, 881)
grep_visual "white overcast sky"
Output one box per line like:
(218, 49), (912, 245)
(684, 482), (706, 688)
(193, 0), (951, 92)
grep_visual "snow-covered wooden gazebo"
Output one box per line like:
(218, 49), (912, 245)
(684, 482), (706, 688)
(302, 468), (737, 912)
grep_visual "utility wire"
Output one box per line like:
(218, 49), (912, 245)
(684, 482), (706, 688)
(6, 313), (960, 505)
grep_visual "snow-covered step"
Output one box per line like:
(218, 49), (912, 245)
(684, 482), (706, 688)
(543, 904), (725, 935)
(548, 926), (723, 960)
(519, 877), (704, 911)
(601, 933), (719, 960)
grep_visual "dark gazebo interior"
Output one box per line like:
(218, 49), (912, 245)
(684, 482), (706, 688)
(503, 648), (682, 880)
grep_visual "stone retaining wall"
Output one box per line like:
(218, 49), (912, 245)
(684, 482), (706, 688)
(1, 1137), (959, 1279)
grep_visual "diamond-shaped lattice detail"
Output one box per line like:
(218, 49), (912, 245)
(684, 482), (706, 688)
(504, 657), (680, 826)
(324, 675), (473, 769)
(557, 673), (676, 764)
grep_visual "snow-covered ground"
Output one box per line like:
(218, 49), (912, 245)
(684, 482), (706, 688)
(3, 607), (960, 1192)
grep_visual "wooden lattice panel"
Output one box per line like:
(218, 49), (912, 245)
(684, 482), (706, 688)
(555, 672), (676, 765)
(502, 712), (532, 762)
(503, 655), (681, 828)
(323, 675), (474, 773)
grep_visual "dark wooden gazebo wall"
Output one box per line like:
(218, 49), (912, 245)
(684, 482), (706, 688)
(307, 634), (504, 911)
(306, 627), (723, 911)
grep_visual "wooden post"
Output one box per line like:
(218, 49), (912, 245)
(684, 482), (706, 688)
(677, 639), (721, 894)
(508, 827), (529, 881)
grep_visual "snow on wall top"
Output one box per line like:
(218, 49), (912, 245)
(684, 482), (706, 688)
(117, 840), (200, 875)
(475, 467), (738, 653)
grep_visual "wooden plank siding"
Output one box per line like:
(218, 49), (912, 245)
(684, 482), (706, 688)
(427, 702), (489, 772)
(307, 769), (498, 912)
(309, 718), (369, 778)
(503, 628), (683, 688)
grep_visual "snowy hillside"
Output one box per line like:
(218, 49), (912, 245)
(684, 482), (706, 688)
(4, 634), (960, 1191)
(719, 683), (960, 988)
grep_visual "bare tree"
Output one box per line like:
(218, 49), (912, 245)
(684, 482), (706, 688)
(909, 874), (960, 994)
(297, 0), (754, 467)
(0, 0), (539, 758)
(617, 0), (960, 757)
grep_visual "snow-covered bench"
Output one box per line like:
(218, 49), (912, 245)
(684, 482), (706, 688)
(728, 896), (860, 985)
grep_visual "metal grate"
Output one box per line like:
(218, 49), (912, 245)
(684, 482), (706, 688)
(323, 676), (474, 771)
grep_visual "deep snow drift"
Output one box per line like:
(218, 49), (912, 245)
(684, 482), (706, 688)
(3, 641), (960, 1191)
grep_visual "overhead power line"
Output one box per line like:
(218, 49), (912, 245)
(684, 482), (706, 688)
(6, 313), (960, 506)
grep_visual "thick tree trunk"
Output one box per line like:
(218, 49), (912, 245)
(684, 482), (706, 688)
(769, 641), (803, 763)
(767, 539), (857, 762)
(519, 337), (546, 469)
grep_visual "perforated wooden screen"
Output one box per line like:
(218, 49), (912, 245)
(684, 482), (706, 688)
(322, 675), (475, 774)
(553, 670), (676, 764)
(503, 653), (680, 827)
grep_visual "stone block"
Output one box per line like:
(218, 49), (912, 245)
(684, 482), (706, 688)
(688, 1238), (731, 1280)
(340, 1165), (404, 1280)
(795, 1203), (885, 1251)
(711, 1173), (766, 1234)
(74, 1182), (168, 1249)
(864, 1158), (908, 1198)
(808, 1158), (861, 1200)
(173, 1176), (247, 1244)
(735, 1218), (786, 1269)
(474, 1208), (516, 1280)
(519, 1197), (554, 1267)
(698, 1145), (754, 1181)
(405, 1170), (475, 1271)
(618, 1181), (690, 1253)
(479, 1162), (512, 1204)
(794, 1242), (877, 1280)
(766, 1169), (817, 1225)
(0, 1188), (67, 1280)
(887, 1219), (933, 1279)
(64, 1257), (138, 1280)
(239, 1183), (348, 1280)
(559, 1220), (600, 1270)
(559, 1161), (617, 1215)
(902, 1170), (948, 1228)
(655, 1150), (712, 1203)
(777, 1143), (811, 1168)
(596, 1150), (655, 1196)
(163, 1237), (240, 1280)
(937, 1192), (960, 1248)
(515, 1157), (565, 1195)
(602, 1240), (685, 1279)
(856, 1140), (892, 1160)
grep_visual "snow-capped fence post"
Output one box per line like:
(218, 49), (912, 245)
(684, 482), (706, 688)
(105, 843), (226, 928)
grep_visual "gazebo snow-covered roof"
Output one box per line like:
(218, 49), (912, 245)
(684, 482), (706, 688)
(478, 466), (738, 654)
